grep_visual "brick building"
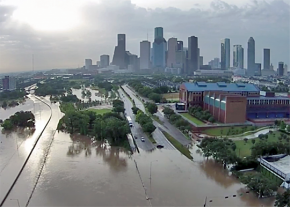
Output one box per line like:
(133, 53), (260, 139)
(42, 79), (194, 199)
(179, 82), (290, 123)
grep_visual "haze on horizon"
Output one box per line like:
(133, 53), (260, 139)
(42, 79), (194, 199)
(0, 0), (289, 73)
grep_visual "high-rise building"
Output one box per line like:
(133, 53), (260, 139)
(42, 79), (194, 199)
(187, 36), (198, 74)
(112, 34), (127, 69)
(140, 40), (151, 70)
(247, 37), (255, 76)
(233, 45), (244, 69)
(199, 56), (204, 67)
(127, 53), (139, 71)
(209, 58), (220, 69)
(85, 59), (92, 70)
(278, 62), (284, 76)
(100, 55), (110, 68)
(167, 38), (177, 68)
(255, 63), (262, 76)
(2, 76), (16, 91)
(153, 27), (167, 68)
(263, 49), (270, 70)
(221, 38), (230, 69)
(284, 64), (288, 75)
(177, 41), (183, 51)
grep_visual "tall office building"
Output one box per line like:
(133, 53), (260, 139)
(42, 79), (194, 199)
(233, 45), (244, 69)
(221, 38), (230, 69)
(255, 63), (262, 76)
(2, 76), (16, 91)
(177, 41), (183, 51)
(85, 59), (92, 70)
(175, 41), (185, 73)
(153, 27), (167, 68)
(167, 38), (177, 68)
(247, 37), (255, 76)
(100, 55), (110, 68)
(263, 49), (270, 70)
(140, 40), (151, 70)
(112, 34), (127, 69)
(278, 62), (284, 76)
(187, 36), (198, 74)
(199, 56), (204, 67)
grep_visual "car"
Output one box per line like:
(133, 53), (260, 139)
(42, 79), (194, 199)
(156, 145), (164, 149)
(141, 137), (145, 142)
(134, 136), (138, 139)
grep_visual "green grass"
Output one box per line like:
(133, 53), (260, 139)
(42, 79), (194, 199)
(234, 131), (286, 158)
(180, 113), (204, 125)
(152, 115), (163, 124)
(204, 126), (258, 136)
(162, 131), (193, 160)
(87, 108), (111, 115)
(146, 133), (156, 144)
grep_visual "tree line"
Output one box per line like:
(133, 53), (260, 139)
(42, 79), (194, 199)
(57, 99), (129, 147)
(188, 105), (215, 123)
(1, 111), (35, 130)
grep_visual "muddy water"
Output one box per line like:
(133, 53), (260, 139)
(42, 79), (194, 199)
(1, 97), (275, 207)
(0, 95), (51, 203)
(72, 88), (103, 102)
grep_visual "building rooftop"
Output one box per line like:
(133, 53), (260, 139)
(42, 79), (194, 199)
(183, 82), (260, 92)
(264, 155), (290, 174)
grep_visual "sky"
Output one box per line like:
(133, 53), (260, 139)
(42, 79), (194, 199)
(0, 0), (289, 73)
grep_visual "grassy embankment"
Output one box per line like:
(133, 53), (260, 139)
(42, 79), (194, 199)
(162, 131), (193, 160)
(162, 93), (179, 101)
(180, 113), (204, 126)
(203, 126), (261, 136)
(87, 108), (112, 115)
(234, 131), (287, 157)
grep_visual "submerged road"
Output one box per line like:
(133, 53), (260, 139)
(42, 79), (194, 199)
(122, 85), (175, 150)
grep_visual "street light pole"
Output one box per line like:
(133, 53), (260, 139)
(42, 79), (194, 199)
(10, 198), (20, 207)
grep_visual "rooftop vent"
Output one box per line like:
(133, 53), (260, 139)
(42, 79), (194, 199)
(236, 83), (246, 87)
(196, 82), (207, 87)
(217, 82), (227, 87)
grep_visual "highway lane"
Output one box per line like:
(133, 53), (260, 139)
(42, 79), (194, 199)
(118, 89), (155, 152)
(122, 86), (175, 150)
(124, 85), (191, 147)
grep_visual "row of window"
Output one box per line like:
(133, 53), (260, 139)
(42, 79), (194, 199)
(247, 99), (290, 105)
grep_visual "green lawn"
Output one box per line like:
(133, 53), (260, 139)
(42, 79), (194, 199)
(87, 108), (111, 115)
(180, 113), (204, 125)
(234, 131), (285, 158)
(203, 126), (257, 136)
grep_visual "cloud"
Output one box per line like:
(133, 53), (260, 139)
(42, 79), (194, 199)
(0, 0), (289, 72)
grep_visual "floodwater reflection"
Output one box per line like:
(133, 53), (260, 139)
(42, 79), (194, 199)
(199, 159), (239, 188)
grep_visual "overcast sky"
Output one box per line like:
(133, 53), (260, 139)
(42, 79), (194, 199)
(0, 0), (289, 73)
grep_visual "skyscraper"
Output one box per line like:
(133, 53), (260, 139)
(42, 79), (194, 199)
(247, 37), (255, 76)
(187, 36), (198, 74)
(85, 59), (92, 69)
(140, 40), (151, 70)
(278, 62), (284, 76)
(112, 34), (127, 69)
(233, 45), (244, 69)
(177, 41), (183, 51)
(100, 55), (110, 68)
(167, 38), (177, 68)
(2, 76), (16, 91)
(221, 38), (230, 69)
(263, 49), (270, 70)
(153, 27), (167, 68)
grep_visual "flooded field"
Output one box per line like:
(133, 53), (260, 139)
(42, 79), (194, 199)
(0, 95), (275, 207)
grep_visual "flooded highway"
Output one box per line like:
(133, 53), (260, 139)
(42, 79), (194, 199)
(0, 93), (275, 207)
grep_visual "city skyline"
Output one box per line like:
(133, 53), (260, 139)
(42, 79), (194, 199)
(0, 0), (289, 72)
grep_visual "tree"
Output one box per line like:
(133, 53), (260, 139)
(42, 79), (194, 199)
(251, 139), (256, 145)
(131, 106), (139, 115)
(275, 189), (290, 207)
(148, 93), (161, 103)
(142, 122), (156, 134)
(240, 174), (277, 198)
(146, 103), (158, 114)
(163, 107), (175, 119)
(1, 119), (13, 130)
(244, 138), (248, 143)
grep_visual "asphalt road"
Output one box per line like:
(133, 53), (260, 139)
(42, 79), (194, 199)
(124, 85), (191, 147)
(122, 85), (175, 150)
(118, 89), (155, 152)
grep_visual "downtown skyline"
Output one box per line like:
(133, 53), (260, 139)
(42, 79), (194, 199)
(0, 0), (289, 72)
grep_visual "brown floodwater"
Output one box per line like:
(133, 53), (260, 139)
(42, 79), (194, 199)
(1, 95), (275, 207)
